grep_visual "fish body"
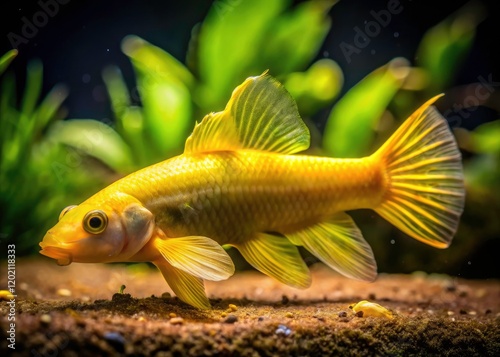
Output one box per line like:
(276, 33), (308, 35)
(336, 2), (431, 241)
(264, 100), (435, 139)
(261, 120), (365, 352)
(40, 74), (465, 309)
(105, 151), (381, 245)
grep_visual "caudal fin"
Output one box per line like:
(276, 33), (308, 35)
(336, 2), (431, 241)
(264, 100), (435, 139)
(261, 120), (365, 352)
(373, 95), (465, 248)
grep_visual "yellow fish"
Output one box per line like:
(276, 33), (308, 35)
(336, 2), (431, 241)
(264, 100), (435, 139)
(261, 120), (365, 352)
(40, 74), (465, 309)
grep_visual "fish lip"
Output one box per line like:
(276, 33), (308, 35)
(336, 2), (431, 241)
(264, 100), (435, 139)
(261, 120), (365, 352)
(39, 240), (73, 266)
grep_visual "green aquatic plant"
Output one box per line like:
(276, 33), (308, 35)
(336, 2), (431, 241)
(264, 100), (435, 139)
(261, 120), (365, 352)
(0, 51), (104, 253)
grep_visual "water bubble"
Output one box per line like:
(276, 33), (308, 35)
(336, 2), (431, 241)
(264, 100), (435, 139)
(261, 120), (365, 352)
(394, 32), (400, 38)
(323, 51), (329, 57)
(82, 74), (91, 84)
(468, 261), (472, 265)
(390, 239), (395, 245)
(370, 49), (376, 55)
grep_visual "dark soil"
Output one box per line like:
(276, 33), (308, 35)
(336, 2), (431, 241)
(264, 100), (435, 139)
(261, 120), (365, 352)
(1, 259), (499, 356)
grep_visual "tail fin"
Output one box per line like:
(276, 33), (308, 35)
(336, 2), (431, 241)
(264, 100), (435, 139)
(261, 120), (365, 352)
(372, 95), (465, 248)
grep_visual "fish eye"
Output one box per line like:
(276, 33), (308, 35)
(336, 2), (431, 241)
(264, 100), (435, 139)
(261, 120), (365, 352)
(83, 210), (108, 234)
(59, 205), (77, 221)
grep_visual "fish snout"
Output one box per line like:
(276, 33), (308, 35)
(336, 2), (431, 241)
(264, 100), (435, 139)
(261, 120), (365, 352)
(39, 231), (61, 249)
(39, 232), (73, 266)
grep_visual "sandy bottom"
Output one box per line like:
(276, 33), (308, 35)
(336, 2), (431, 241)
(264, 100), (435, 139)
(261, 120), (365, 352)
(1, 258), (499, 356)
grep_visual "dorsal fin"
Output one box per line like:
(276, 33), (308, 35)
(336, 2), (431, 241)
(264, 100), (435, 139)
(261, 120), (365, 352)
(184, 73), (310, 154)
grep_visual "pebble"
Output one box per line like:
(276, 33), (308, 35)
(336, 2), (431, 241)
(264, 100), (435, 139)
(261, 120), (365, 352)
(56, 288), (72, 297)
(0, 290), (14, 300)
(338, 311), (348, 318)
(350, 300), (393, 319)
(355, 311), (364, 317)
(275, 324), (292, 336)
(40, 314), (52, 324)
(228, 304), (238, 312)
(475, 289), (486, 298)
(170, 317), (184, 325)
(445, 284), (456, 292)
(224, 315), (238, 324)
(285, 312), (293, 318)
(221, 312), (227, 318)
(103, 332), (126, 352)
(169, 313), (177, 318)
(281, 295), (289, 305)
(447, 311), (454, 316)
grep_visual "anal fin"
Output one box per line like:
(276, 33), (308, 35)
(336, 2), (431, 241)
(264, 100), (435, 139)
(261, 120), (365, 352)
(285, 213), (377, 282)
(235, 233), (311, 289)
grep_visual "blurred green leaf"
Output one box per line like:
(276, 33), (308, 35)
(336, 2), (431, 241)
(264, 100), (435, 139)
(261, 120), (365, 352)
(416, 3), (483, 92)
(465, 154), (500, 195)
(0, 73), (16, 160)
(137, 69), (192, 159)
(102, 66), (131, 122)
(33, 84), (69, 133)
(122, 35), (195, 88)
(119, 106), (149, 166)
(260, 0), (335, 75)
(0, 49), (18, 75)
(123, 36), (193, 160)
(21, 60), (43, 118)
(323, 58), (411, 158)
(471, 120), (500, 154)
(197, 0), (289, 109)
(48, 119), (134, 173)
(285, 58), (343, 116)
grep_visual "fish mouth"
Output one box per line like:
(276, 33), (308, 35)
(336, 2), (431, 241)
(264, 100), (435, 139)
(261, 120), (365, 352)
(39, 246), (73, 266)
(39, 233), (73, 266)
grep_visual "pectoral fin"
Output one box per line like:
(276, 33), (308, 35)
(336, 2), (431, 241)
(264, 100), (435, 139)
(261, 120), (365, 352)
(154, 260), (210, 309)
(235, 232), (311, 289)
(154, 236), (235, 281)
(285, 213), (377, 282)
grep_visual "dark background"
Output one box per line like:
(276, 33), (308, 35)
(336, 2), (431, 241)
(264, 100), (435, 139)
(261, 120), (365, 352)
(1, 0), (498, 125)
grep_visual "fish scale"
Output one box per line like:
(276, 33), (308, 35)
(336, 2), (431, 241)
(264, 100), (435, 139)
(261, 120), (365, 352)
(108, 150), (384, 245)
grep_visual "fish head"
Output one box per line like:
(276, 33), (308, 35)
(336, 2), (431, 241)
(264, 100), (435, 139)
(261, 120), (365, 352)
(40, 194), (154, 265)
